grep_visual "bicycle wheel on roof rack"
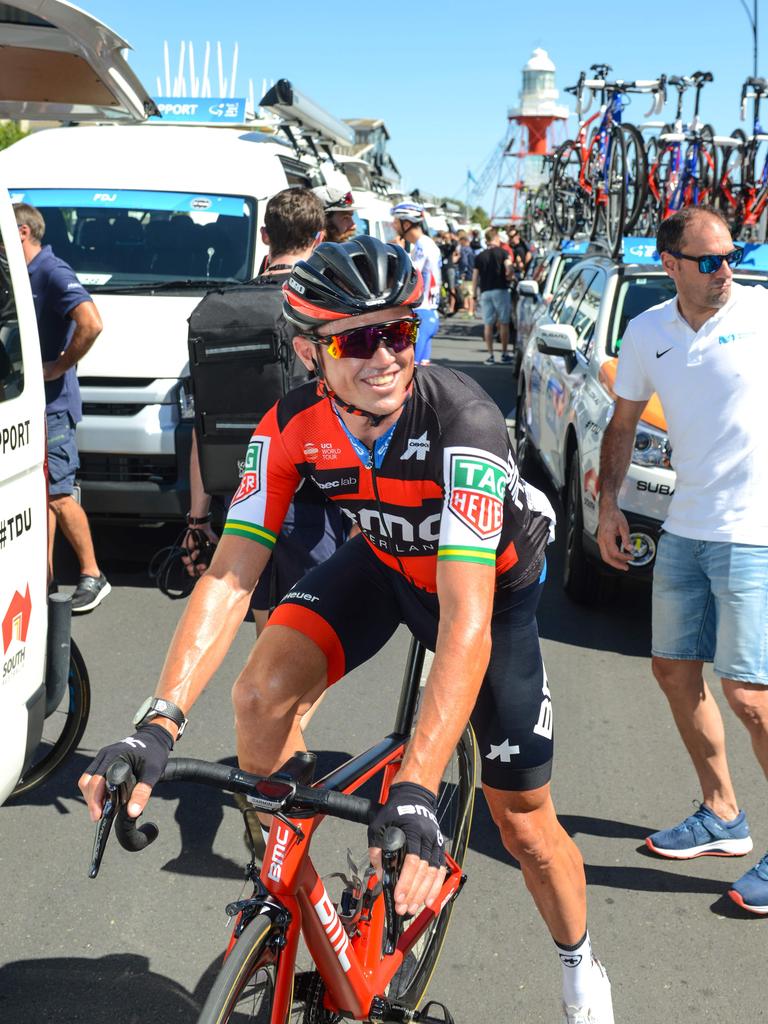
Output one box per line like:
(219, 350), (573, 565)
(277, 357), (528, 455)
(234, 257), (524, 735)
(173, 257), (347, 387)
(620, 123), (648, 232)
(593, 125), (627, 258)
(550, 140), (591, 239)
(715, 128), (746, 236)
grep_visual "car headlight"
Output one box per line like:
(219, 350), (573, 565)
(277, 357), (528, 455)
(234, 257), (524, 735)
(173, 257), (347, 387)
(177, 379), (195, 420)
(632, 422), (671, 468)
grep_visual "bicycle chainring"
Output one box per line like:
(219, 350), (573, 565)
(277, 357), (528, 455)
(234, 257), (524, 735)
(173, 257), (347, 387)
(299, 971), (344, 1024)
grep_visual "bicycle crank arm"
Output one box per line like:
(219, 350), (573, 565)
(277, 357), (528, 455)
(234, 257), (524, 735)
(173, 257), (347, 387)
(369, 996), (455, 1024)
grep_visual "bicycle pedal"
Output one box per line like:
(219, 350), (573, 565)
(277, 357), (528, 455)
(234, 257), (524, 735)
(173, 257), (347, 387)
(369, 996), (455, 1024)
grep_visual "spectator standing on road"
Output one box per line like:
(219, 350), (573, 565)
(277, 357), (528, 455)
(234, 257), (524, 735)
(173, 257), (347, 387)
(469, 227), (484, 251)
(14, 203), (109, 613)
(472, 227), (514, 365)
(313, 186), (358, 243)
(597, 207), (768, 916)
(457, 232), (476, 317)
(391, 202), (442, 365)
(439, 231), (460, 316)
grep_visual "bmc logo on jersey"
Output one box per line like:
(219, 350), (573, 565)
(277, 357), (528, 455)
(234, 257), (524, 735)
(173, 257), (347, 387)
(446, 448), (507, 540)
(231, 438), (268, 506)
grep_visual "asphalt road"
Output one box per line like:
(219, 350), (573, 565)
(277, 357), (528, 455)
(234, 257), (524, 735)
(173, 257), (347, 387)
(1, 318), (766, 1024)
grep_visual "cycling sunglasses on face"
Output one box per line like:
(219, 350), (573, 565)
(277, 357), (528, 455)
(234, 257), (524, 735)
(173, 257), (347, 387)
(668, 247), (744, 274)
(315, 318), (420, 360)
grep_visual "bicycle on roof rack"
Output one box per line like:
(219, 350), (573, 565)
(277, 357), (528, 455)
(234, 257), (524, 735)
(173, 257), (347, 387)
(549, 63), (665, 257)
(88, 637), (476, 1024)
(646, 72), (718, 227)
(715, 76), (768, 241)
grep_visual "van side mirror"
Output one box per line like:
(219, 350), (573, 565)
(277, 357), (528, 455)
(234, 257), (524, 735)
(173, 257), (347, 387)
(536, 322), (578, 357)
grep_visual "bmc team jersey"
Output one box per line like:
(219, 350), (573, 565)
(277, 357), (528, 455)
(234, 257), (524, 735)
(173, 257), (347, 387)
(410, 234), (442, 311)
(223, 365), (551, 593)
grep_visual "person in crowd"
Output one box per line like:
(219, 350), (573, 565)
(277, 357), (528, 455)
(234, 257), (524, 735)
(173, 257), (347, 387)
(391, 201), (442, 365)
(597, 206), (768, 916)
(312, 186), (358, 243)
(472, 227), (514, 365)
(184, 188), (346, 637)
(81, 237), (614, 1023)
(457, 232), (476, 317)
(469, 227), (484, 251)
(510, 227), (533, 276)
(439, 231), (460, 316)
(14, 202), (109, 612)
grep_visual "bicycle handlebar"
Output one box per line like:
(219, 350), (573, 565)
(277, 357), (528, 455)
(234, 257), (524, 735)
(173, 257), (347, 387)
(89, 756), (379, 878)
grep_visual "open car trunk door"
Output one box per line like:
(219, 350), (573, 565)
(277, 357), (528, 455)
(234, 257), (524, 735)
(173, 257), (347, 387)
(0, 0), (157, 122)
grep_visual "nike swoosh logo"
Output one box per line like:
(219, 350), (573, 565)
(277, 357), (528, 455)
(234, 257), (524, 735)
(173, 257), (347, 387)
(656, 347), (673, 358)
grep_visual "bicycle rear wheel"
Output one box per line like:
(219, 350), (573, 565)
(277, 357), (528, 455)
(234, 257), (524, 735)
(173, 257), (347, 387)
(550, 140), (589, 238)
(198, 914), (285, 1024)
(715, 128), (746, 235)
(385, 724), (476, 1008)
(620, 123), (648, 231)
(10, 639), (90, 797)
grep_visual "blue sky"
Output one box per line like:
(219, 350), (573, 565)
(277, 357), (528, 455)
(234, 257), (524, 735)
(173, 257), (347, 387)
(84, 0), (760, 212)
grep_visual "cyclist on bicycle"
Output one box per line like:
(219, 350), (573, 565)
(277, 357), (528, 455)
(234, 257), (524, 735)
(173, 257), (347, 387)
(80, 237), (614, 1024)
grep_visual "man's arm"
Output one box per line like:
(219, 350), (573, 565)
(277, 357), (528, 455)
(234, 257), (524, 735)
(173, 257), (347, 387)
(398, 560), (494, 791)
(472, 267), (479, 296)
(597, 397), (647, 570)
(504, 257), (514, 281)
(43, 301), (103, 381)
(79, 533), (271, 820)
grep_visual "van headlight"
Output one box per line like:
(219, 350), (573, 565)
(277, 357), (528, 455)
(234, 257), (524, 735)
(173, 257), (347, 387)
(177, 380), (195, 420)
(632, 422), (671, 468)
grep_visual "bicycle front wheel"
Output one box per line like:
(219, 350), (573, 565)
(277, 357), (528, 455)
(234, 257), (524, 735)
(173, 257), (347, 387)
(601, 126), (627, 257)
(621, 123), (648, 231)
(10, 639), (90, 797)
(198, 914), (285, 1024)
(386, 723), (476, 1008)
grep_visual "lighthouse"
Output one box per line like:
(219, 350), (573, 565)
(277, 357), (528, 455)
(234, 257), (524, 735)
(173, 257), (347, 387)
(491, 48), (569, 224)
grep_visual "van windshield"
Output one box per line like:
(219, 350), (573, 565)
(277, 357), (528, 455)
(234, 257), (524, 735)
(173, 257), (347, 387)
(12, 189), (255, 290)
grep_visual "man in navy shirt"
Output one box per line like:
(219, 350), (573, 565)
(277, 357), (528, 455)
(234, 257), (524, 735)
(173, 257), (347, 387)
(15, 203), (109, 612)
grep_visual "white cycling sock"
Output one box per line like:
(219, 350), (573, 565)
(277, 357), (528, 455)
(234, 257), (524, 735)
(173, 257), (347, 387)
(556, 930), (594, 1007)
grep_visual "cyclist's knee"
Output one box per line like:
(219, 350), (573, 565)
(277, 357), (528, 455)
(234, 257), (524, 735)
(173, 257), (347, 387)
(484, 785), (559, 864)
(232, 625), (327, 719)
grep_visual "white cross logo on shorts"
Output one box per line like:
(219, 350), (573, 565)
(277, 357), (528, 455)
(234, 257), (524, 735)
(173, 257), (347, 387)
(486, 739), (520, 763)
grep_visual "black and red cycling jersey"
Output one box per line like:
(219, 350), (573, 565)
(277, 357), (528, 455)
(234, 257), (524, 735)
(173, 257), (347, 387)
(223, 365), (552, 594)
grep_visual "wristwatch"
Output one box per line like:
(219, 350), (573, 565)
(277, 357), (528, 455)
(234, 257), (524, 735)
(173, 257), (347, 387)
(133, 696), (188, 738)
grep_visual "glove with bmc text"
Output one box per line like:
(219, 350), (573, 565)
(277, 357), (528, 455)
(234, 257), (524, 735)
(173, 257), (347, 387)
(368, 781), (445, 868)
(85, 724), (174, 795)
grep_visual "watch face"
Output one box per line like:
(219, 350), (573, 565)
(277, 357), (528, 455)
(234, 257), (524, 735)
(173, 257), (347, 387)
(133, 696), (154, 727)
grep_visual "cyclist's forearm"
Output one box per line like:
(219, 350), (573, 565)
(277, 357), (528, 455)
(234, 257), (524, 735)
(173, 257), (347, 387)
(153, 571), (252, 734)
(399, 623), (491, 793)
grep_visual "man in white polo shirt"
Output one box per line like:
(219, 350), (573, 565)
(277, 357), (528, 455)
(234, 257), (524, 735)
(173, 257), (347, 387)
(597, 207), (768, 916)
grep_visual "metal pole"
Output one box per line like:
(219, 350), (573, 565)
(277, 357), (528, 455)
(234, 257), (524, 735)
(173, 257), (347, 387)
(741, 0), (759, 76)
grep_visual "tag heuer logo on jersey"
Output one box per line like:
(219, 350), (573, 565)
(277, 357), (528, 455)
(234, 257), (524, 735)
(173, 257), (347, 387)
(446, 448), (507, 539)
(401, 431), (430, 461)
(231, 438), (267, 505)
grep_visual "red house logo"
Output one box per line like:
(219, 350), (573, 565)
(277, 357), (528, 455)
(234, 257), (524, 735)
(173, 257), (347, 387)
(2, 585), (32, 654)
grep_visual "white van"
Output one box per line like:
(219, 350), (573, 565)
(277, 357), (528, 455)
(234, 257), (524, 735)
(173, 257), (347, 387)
(0, 123), (337, 523)
(0, 0), (155, 800)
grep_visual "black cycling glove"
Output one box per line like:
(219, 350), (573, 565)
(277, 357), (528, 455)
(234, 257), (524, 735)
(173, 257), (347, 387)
(368, 782), (445, 869)
(85, 724), (174, 793)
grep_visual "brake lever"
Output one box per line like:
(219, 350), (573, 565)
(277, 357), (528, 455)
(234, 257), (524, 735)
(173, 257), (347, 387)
(88, 764), (129, 879)
(381, 826), (406, 955)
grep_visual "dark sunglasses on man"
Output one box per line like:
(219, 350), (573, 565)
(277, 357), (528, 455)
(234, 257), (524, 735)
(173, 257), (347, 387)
(668, 247), (744, 274)
(312, 318), (419, 360)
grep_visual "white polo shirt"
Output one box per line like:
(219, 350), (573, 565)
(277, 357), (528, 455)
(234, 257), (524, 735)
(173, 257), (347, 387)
(614, 281), (768, 545)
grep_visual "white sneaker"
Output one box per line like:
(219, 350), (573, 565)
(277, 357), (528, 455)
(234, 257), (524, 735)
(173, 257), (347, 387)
(562, 959), (614, 1023)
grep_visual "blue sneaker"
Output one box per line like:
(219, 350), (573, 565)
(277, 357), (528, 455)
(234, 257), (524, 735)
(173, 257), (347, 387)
(729, 853), (768, 915)
(645, 804), (753, 859)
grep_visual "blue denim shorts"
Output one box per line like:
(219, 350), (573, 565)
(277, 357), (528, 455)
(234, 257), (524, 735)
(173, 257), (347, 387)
(46, 410), (79, 497)
(652, 531), (768, 684)
(480, 288), (511, 325)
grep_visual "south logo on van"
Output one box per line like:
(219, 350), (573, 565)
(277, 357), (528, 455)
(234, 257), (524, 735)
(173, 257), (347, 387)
(2, 585), (31, 681)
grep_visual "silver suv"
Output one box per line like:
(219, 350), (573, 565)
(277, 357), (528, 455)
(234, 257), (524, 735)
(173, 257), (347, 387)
(515, 242), (768, 603)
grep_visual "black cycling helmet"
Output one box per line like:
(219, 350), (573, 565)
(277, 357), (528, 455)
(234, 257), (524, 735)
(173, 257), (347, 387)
(282, 235), (423, 332)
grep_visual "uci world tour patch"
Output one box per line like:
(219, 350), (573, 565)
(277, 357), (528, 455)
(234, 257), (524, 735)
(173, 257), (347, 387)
(444, 447), (508, 540)
(231, 436), (269, 506)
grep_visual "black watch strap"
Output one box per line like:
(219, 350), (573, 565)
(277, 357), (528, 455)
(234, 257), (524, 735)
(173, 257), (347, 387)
(134, 697), (187, 737)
